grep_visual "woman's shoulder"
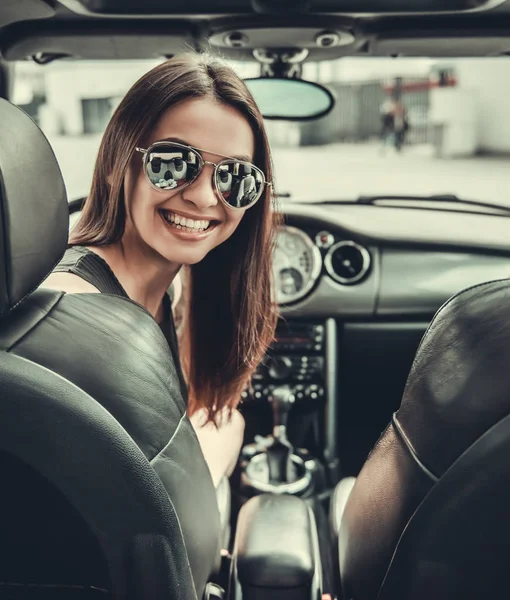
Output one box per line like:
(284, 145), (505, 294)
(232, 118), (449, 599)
(41, 272), (100, 294)
(49, 245), (128, 297)
(54, 245), (90, 268)
(42, 246), (101, 294)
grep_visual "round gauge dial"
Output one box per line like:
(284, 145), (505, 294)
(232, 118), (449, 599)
(273, 226), (322, 305)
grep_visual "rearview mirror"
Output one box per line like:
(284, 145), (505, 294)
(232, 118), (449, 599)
(244, 77), (335, 121)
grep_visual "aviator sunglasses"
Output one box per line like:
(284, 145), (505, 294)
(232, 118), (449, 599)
(135, 141), (272, 210)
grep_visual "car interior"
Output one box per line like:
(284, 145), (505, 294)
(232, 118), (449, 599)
(2, 1), (510, 599)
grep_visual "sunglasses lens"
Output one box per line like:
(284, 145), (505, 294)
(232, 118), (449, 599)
(145, 144), (199, 191)
(216, 162), (264, 208)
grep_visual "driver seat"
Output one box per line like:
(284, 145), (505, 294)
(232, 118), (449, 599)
(332, 279), (510, 599)
(0, 98), (219, 598)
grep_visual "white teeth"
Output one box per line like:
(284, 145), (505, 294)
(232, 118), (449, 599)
(163, 210), (211, 232)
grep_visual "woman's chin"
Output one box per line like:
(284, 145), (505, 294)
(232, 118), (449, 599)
(154, 244), (209, 266)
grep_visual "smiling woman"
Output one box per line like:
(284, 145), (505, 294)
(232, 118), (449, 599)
(109, 97), (259, 269)
(40, 52), (279, 487)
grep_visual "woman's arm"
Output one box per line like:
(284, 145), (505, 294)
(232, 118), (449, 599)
(41, 272), (100, 293)
(171, 270), (183, 311)
(189, 407), (245, 488)
(172, 270), (244, 486)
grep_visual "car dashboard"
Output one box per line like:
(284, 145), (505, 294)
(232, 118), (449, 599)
(276, 201), (510, 319)
(241, 201), (510, 478)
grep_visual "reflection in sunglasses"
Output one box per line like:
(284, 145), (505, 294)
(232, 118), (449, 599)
(138, 142), (268, 209)
(148, 153), (191, 189)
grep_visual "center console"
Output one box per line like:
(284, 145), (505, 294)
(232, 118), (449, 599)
(229, 494), (322, 600)
(223, 320), (337, 600)
(242, 321), (326, 404)
(239, 318), (339, 497)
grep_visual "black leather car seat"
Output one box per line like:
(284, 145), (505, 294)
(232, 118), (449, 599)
(0, 98), (220, 598)
(332, 278), (510, 600)
(0, 353), (197, 599)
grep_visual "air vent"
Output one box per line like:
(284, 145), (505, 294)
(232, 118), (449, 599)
(325, 241), (371, 285)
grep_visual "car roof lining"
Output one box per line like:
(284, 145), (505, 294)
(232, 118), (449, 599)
(1, 0), (510, 61)
(50, 0), (510, 17)
(3, 25), (510, 61)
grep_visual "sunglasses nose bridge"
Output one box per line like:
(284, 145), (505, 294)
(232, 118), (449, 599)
(200, 160), (222, 191)
(181, 160), (221, 210)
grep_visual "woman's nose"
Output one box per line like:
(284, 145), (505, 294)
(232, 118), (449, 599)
(182, 164), (218, 210)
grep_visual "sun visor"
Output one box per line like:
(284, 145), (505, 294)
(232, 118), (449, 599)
(1, 26), (196, 61)
(0, 0), (54, 29)
(371, 31), (510, 56)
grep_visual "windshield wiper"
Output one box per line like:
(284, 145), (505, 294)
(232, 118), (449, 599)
(314, 194), (510, 216)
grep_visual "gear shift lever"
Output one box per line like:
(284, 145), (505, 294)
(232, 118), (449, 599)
(270, 385), (295, 440)
(266, 386), (295, 483)
(241, 385), (313, 496)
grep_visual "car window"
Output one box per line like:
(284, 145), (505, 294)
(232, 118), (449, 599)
(11, 57), (510, 206)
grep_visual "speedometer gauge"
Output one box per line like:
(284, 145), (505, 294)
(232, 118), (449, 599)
(273, 226), (322, 305)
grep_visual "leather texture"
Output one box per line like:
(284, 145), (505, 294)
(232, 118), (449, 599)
(0, 289), (221, 598)
(0, 352), (197, 600)
(0, 100), (221, 599)
(0, 98), (68, 316)
(329, 476), (355, 538)
(377, 412), (510, 600)
(216, 476), (232, 551)
(234, 494), (316, 589)
(336, 278), (510, 600)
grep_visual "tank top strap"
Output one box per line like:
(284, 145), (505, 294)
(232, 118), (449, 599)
(53, 246), (129, 297)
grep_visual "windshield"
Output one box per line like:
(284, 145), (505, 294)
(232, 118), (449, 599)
(12, 57), (510, 206)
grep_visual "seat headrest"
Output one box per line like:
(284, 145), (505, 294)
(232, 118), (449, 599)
(398, 278), (510, 477)
(0, 98), (69, 317)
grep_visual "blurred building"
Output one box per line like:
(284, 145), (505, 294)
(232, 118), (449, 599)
(300, 58), (510, 156)
(12, 57), (510, 157)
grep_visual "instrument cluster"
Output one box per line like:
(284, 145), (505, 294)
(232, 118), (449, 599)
(273, 225), (322, 305)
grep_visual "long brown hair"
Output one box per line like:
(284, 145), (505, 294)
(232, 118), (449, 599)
(70, 53), (279, 423)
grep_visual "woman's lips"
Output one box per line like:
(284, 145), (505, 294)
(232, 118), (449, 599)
(158, 209), (219, 241)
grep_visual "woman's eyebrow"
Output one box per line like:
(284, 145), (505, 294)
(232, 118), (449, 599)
(158, 136), (252, 162)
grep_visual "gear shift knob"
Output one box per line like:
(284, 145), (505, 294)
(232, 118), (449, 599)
(265, 386), (295, 483)
(242, 386), (312, 493)
(268, 385), (295, 437)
